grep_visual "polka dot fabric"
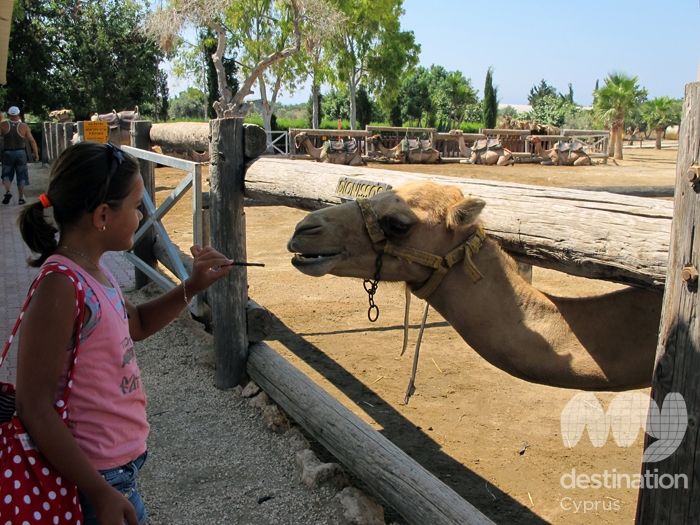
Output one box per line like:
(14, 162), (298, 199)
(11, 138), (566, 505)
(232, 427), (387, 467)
(0, 264), (86, 524)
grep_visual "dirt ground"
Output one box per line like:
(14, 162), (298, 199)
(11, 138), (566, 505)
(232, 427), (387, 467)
(156, 143), (678, 525)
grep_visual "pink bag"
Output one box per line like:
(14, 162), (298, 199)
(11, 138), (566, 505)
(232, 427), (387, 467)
(0, 262), (86, 524)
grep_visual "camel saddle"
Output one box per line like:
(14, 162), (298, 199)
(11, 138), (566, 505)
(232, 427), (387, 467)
(92, 107), (141, 131)
(472, 138), (503, 152)
(553, 140), (585, 153)
(325, 138), (358, 154)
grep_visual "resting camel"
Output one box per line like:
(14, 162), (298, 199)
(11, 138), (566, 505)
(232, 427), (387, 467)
(287, 182), (663, 391)
(469, 138), (514, 166)
(48, 108), (73, 122)
(294, 132), (364, 166)
(368, 134), (441, 164)
(529, 136), (592, 166)
(447, 129), (471, 157)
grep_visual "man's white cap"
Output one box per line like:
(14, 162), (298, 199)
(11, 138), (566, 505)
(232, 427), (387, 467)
(7, 106), (20, 116)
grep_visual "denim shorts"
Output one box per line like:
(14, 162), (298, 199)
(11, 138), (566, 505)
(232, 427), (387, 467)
(80, 451), (148, 525)
(2, 149), (29, 186)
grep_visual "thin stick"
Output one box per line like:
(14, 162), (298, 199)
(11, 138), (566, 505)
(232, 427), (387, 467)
(227, 261), (265, 267)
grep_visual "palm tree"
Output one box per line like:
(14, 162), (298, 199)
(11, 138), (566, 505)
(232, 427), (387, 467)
(641, 97), (682, 149)
(593, 73), (647, 160)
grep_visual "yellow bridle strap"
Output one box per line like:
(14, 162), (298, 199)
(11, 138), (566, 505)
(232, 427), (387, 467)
(356, 198), (386, 244)
(411, 226), (485, 299)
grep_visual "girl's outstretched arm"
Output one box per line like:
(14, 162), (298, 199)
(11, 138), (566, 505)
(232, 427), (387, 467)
(15, 273), (138, 525)
(126, 245), (234, 341)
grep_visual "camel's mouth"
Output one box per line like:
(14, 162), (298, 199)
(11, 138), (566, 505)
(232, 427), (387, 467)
(291, 252), (341, 276)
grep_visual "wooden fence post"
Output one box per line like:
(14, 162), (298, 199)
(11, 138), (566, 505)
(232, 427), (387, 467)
(636, 81), (700, 523)
(41, 122), (50, 164)
(130, 120), (157, 289)
(63, 122), (73, 152)
(209, 118), (248, 388)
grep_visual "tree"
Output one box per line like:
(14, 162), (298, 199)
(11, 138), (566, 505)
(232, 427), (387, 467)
(529, 94), (576, 128)
(593, 72), (647, 159)
(641, 97), (682, 149)
(431, 70), (477, 130)
(306, 91), (323, 127)
(396, 66), (432, 126)
(527, 79), (558, 106)
(327, 0), (419, 129)
(7, 0), (164, 119)
(355, 85), (374, 128)
(482, 67), (498, 129)
(146, 0), (338, 121)
(169, 87), (208, 120)
(321, 88), (349, 121)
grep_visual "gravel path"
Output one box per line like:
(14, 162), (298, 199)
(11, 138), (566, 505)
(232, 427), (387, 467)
(130, 285), (340, 525)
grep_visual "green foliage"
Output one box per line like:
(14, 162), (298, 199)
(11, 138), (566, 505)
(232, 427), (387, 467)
(528, 79), (558, 106)
(395, 65), (477, 130)
(641, 97), (682, 131)
(306, 92), (324, 128)
(7, 0), (165, 120)
(355, 86), (376, 129)
(562, 109), (598, 130)
(321, 89), (350, 120)
(169, 88), (208, 120)
(328, 0), (419, 128)
(593, 72), (647, 128)
(482, 67), (497, 129)
(529, 94), (577, 127)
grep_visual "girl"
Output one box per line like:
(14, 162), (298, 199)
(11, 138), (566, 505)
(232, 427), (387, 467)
(15, 142), (234, 525)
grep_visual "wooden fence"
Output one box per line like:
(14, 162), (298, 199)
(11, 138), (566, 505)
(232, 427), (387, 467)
(40, 116), (688, 523)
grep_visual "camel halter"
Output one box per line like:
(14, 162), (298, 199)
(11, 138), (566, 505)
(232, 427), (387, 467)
(356, 197), (487, 403)
(356, 198), (486, 303)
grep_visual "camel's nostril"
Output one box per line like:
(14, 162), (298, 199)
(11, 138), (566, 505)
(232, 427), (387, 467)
(294, 223), (323, 236)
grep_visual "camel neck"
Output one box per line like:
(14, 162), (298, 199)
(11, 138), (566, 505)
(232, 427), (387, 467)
(423, 238), (645, 390)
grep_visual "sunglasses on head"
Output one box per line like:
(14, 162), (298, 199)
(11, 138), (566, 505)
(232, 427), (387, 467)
(105, 142), (125, 176)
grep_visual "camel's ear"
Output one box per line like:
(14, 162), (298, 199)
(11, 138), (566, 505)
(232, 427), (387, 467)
(446, 197), (485, 229)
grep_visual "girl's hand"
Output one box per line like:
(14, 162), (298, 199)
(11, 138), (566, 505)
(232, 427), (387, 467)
(91, 485), (139, 525)
(187, 245), (236, 293)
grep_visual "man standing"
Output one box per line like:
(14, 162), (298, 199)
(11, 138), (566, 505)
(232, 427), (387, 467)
(2, 106), (38, 205)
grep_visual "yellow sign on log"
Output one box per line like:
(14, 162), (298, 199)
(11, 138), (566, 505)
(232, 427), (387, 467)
(83, 121), (109, 143)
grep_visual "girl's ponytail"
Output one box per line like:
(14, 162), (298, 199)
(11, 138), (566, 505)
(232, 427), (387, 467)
(18, 200), (58, 267)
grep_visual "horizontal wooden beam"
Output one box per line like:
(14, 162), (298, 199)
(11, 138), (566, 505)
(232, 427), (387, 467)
(244, 157), (672, 289)
(247, 342), (494, 525)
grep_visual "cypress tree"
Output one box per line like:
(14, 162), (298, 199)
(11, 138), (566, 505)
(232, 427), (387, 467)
(483, 67), (498, 129)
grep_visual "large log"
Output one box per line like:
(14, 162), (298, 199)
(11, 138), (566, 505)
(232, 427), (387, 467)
(244, 157), (672, 289)
(248, 342), (494, 525)
(150, 122), (268, 160)
(150, 122), (210, 151)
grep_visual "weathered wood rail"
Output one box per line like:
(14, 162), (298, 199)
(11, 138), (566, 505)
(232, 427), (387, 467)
(245, 157), (672, 289)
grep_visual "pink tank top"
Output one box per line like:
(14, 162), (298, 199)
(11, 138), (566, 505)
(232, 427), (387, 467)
(46, 255), (149, 470)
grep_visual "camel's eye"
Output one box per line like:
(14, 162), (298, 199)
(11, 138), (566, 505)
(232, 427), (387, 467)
(380, 215), (413, 238)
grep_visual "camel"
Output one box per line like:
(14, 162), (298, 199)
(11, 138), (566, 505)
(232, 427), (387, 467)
(529, 136), (592, 166)
(469, 138), (514, 165)
(447, 129), (471, 157)
(367, 134), (441, 164)
(287, 181), (663, 391)
(294, 132), (364, 166)
(90, 106), (141, 145)
(48, 108), (73, 122)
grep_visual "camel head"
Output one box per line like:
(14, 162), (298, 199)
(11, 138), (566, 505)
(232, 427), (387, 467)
(294, 132), (309, 148)
(367, 134), (383, 145)
(287, 182), (486, 290)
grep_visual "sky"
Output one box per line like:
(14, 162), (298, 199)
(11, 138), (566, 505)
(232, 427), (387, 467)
(167, 0), (700, 107)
